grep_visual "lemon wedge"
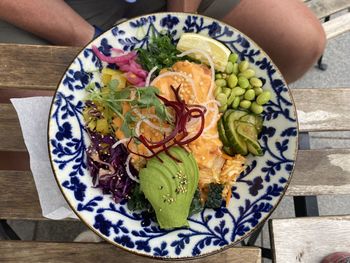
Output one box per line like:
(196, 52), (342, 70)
(176, 33), (231, 72)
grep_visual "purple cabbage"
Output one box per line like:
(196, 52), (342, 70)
(86, 130), (138, 203)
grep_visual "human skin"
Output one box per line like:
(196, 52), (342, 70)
(0, 0), (325, 83)
(221, 0), (326, 83)
(0, 0), (94, 46)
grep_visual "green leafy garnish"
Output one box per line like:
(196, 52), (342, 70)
(205, 183), (224, 209)
(127, 184), (154, 213)
(86, 81), (171, 137)
(189, 188), (203, 216)
(137, 34), (183, 73)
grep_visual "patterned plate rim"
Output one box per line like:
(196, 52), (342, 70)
(47, 12), (299, 260)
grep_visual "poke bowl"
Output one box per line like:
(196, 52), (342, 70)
(48, 12), (298, 259)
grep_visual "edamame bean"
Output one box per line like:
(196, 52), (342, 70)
(232, 86), (245, 96)
(247, 84), (253, 89)
(240, 100), (251, 109)
(232, 97), (240, 109)
(225, 61), (234, 74)
(227, 74), (238, 88)
(256, 90), (271, 105)
(216, 93), (227, 106)
(214, 86), (222, 97)
(233, 63), (239, 75)
(215, 73), (223, 79)
(251, 102), (264, 114)
(239, 69), (255, 79)
(229, 53), (239, 64)
(238, 60), (249, 72)
(254, 87), (263, 96)
(222, 73), (227, 79)
(250, 77), (263, 88)
(227, 92), (236, 105)
(238, 76), (249, 89)
(219, 104), (228, 113)
(244, 89), (255, 101)
(215, 79), (227, 87)
(222, 87), (231, 97)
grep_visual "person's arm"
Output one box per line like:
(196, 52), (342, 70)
(0, 0), (94, 46)
(167, 0), (202, 13)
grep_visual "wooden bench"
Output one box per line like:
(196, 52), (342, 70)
(0, 46), (263, 261)
(1, 1), (349, 261)
(0, 241), (261, 263)
(268, 2), (350, 262)
(270, 215), (350, 262)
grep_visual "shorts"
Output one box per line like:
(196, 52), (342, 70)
(0, 0), (240, 45)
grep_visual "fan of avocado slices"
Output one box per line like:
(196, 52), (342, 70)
(137, 147), (199, 229)
(218, 110), (263, 156)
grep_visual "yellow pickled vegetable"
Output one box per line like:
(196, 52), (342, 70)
(101, 68), (126, 89)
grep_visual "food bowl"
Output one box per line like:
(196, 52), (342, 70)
(48, 12), (298, 259)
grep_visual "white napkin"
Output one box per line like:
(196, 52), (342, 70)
(11, 97), (77, 220)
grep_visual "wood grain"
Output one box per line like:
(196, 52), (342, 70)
(1, 148), (349, 220)
(0, 171), (42, 220)
(270, 215), (350, 263)
(291, 88), (350, 132)
(0, 44), (80, 90)
(0, 103), (26, 151)
(0, 241), (261, 263)
(306, 0), (350, 19)
(287, 148), (350, 196)
(323, 12), (350, 39)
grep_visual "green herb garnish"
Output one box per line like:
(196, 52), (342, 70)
(137, 34), (183, 73)
(85, 81), (171, 137)
(189, 188), (203, 216)
(127, 184), (154, 213)
(205, 183), (224, 209)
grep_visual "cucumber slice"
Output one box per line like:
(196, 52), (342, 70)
(218, 118), (230, 146)
(224, 113), (248, 155)
(223, 146), (236, 156)
(240, 114), (257, 126)
(223, 109), (234, 122)
(236, 121), (258, 141)
(236, 122), (263, 156)
(229, 110), (249, 122)
(247, 141), (263, 156)
(255, 115), (263, 134)
(240, 114), (264, 135)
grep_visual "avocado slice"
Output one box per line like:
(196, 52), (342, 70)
(139, 147), (199, 229)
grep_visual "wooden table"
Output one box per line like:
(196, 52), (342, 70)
(1, 3), (350, 261)
(0, 44), (348, 263)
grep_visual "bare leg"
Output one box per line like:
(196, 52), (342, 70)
(222, 0), (326, 83)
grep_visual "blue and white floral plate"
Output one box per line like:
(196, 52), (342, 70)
(48, 13), (298, 259)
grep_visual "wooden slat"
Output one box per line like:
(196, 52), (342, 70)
(0, 44), (79, 90)
(291, 88), (350, 132)
(270, 215), (350, 263)
(1, 148), (349, 220)
(323, 12), (350, 39)
(0, 241), (261, 263)
(286, 148), (350, 196)
(0, 171), (42, 220)
(306, 0), (350, 19)
(0, 103), (26, 151)
(0, 88), (54, 103)
(1, 88), (350, 151)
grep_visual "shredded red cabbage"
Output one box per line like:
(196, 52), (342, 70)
(86, 130), (138, 203)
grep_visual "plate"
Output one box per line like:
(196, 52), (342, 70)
(48, 12), (298, 259)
